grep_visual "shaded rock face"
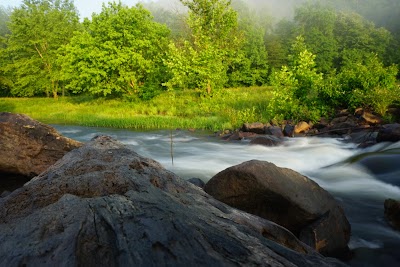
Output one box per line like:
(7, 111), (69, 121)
(204, 160), (351, 259)
(249, 136), (282, 147)
(384, 199), (400, 231)
(0, 136), (346, 267)
(0, 112), (82, 177)
(241, 122), (265, 134)
(377, 124), (400, 142)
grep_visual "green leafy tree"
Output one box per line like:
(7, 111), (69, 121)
(335, 50), (399, 115)
(334, 11), (392, 65)
(0, 5), (11, 46)
(164, 0), (240, 94)
(268, 36), (324, 122)
(60, 2), (170, 98)
(294, 4), (338, 74)
(227, 0), (269, 87)
(265, 19), (297, 70)
(0, 6), (12, 95)
(1, 0), (79, 98)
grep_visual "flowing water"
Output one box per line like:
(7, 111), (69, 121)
(54, 125), (400, 266)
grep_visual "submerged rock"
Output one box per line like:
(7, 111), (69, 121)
(0, 136), (346, 267)
(249, 136), (282, 147)
(384, 199), (400, 231)
(204, 160), (351, 259)
(0, 112), (82, 178)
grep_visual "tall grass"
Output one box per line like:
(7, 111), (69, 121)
(0, 87), (273, 131)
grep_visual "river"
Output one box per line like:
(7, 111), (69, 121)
(54, 125), (400, 267)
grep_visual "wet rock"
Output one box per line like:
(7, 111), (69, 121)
(0, 112), (82, 177)
(265, 126), (284, 138)
(187, 178), (205, 189)
(360, 111), (383, 125)
(328, 117), (358, 136)
(283, 124), (295, 137)
(0, 136), (346, 267)
(226, 131), (259, 141)
(384, 199), (400, 231)
(294, 121), (310, 134)
(377, 124), (400, 142)
(204, 160), (351, 258)
(249, 136), (282, 147)
(241, 122), (265, 134)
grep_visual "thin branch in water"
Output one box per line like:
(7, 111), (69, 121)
(170, 129), (174, 166)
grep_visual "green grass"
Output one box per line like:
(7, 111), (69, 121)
(0, 87), (273, 131)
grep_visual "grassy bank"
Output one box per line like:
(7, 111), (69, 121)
(0, 87), (273, 131)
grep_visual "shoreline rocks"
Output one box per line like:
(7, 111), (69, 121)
(0, 136), (346, 266)
(219, 109), (400, 146)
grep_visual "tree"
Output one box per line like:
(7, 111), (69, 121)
(2, 0), (79, 98)
(226, 0), (269, 87)
(268, 36), (324, 122)
(335, 50), (399, 115)
(164, 0), (241, 94)
(60, 2), (170, 98)
(334, 11), (392, 65)
(0, 6), (12, 96)
(0, 5), (11, 46)
(294, 4), (338, 74)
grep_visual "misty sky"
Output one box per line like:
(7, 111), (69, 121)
(1, 0), (149, 19)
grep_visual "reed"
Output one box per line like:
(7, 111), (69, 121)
(0, 87), (273, 130)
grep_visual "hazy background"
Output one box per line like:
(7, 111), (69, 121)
(2, 0), (308, 21)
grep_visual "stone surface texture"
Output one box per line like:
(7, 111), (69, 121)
(0, 136), (346, 267)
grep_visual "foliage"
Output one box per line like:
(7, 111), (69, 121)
(335, 50), (399, 115)
(0, 86), (273, 130)
(1, 0), (79, 98)
(0, 6), (11, 95)
(164, 0), (241, 94)
(226, 1), (269, 87)
(268, 36), (325, 122)
(294, 4), (338, 73)
(60, 2), (170, 98)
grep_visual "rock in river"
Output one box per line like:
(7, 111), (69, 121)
(0, 136), (346, 267)
(204, 160), (351, 259)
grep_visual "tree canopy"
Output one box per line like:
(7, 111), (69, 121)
(60, 2), (170, 98)
(0, 0), (399, 122)
(1, 0), (79, 98)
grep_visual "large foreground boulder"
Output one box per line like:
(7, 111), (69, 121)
(0, 136), (346, 267)
(204, 160), (351, 259)
(0, 112), (82, 177)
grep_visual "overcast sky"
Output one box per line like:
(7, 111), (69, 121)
(1, 0), (148, 20)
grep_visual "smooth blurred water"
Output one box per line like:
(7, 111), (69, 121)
(54, 125), (400, 266)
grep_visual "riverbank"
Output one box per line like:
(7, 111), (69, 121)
(0, 87), (272, 131)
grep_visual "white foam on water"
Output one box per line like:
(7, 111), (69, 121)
(349, 238), (383, 249)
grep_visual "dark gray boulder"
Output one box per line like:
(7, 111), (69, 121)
(377, 124), (400, 142)
(204, 160), (351, 259)
(249, 136), (283, 147)
(0, 136), (346, 267)
(265, 126), (284, 138)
